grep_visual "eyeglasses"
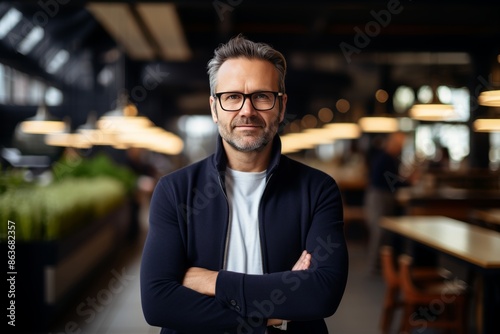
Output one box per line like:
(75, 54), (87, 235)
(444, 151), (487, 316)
(214, 91), (283, 111)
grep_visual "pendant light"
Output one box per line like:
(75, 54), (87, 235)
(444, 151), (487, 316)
(478, 90), (500, 107)
(408, 88), (457, 121)
(473, 118), (500, 132)
(20, 88), (66, 134)
(359, 89), (400, 133)
(408, 55), (458, 122)
(474, 58), (500, 132)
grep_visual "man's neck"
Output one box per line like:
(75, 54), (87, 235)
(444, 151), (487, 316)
(223, 141), (272, 172)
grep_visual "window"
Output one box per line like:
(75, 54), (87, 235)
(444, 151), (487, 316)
(0, 62), (63, 106)
(415, 123), (469, 170)
(490, 132), (500, 171)
(0, 63), (9, 103)
(0, 7), (22, 39)
(17, 26), (44, 55)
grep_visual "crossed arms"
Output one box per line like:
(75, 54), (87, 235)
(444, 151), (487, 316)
(182, 250), (313, 327)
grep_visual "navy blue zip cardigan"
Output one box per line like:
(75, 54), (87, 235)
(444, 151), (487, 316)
(140, 135), (348, 334)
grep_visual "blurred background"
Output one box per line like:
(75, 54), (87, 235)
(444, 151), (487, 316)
(1, 1), (499, 333)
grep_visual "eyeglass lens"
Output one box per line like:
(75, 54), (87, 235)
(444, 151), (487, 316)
(219, 92), (277, 111)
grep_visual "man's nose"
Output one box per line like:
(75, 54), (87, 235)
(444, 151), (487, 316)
(238, 97), (257, 116)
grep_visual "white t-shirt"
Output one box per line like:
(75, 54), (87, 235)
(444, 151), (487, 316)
(224, 167), (267, 274)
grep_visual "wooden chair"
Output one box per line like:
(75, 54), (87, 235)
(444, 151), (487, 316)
(398, 254), (467, 334)
(379, 246), (451, 333)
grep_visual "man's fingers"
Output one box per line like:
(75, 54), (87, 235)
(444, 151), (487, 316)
(300, 253), (311, 270)
(292, 250), (311, 271)
(291, 250), (307, 270)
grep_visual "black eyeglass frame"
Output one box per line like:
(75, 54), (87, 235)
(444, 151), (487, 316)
(214, 91), (284, 111)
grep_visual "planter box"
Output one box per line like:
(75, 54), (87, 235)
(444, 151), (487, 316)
(4, 200), (131, 332)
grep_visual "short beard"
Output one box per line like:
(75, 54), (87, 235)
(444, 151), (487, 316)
(219, 113), (281, 153)
(226, 132), (270, 152)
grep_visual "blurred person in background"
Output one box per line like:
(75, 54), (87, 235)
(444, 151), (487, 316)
(428, 145), (451, 171)
(140, 35), (348, 333)
(364, 131), (418, 275)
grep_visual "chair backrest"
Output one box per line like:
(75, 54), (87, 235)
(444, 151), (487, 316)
(398, 254), (420, 299)
(380, 246), (399, 287)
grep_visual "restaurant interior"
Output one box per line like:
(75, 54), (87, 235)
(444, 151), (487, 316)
(1, 1), (499, 333)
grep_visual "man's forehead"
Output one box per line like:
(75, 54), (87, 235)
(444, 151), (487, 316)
(219, 57), (274, 69)
(217, 58), (278, 84)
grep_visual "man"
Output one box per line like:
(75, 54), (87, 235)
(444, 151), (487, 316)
(141, 35), (348, 334)
(364, 131), (415, 274)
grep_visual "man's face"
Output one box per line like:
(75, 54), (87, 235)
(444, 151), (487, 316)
(209, 58), (287, 152)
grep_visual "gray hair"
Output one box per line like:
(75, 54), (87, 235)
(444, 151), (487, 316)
(207, 35), (287, 97)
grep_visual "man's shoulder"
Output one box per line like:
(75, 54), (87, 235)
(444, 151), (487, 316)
(159, 155), (214, 183)
(280, 155), (335, 182)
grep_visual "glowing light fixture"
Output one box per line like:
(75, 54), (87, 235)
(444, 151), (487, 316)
(97, 96), (153, 133)
(280, 122), (360, 154)
(322, 123), (361, 139)
(358, 116), (399, 133)
(90, 95), (184, 154)
(408, 103), (457, 121)
(280, 133), (318, 154)
(358, 89), (399, 133)
(20, 102), (66, 135)
(409, 53), (458, 122)
(409, 86), (458, 121)
(478, 90), (500, 107)
(473, 119), (500, 133)
(475, 87), (500, 133)
(45, 133), (92, 149)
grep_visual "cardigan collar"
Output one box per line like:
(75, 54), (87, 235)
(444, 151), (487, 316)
(212, 134), (282, 178)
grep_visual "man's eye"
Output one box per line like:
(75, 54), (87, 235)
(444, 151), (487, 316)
(254, 93), (271, 100)
(226, 94), (242, 100)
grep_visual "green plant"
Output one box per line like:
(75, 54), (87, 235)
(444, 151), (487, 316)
(0, 177), (126, 241)
(53, 153), (138, 194)
(0, 166), (31, 195)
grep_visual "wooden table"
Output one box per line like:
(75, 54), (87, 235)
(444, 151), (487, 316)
(380, 216), (500, 334)
(380, 215), (500, 268)
(396, 187), (500, 221)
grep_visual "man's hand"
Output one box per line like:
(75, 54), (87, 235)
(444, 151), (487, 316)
(267, 250), (311, 327)
(182, 267), (218, 296)
(292, 250), (312, 271)
(182, 251), (311, 296)
(182, 251), (311, 327)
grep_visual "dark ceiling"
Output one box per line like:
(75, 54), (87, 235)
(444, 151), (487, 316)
(1, 0), (500, 130)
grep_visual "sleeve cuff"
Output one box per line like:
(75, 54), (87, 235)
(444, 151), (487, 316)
(215, 270), (246, 315)
(273, 320), (289, 330)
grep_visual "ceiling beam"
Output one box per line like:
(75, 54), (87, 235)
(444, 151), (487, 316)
(86, 2), (155, 60)
(137, 3), (191, 62)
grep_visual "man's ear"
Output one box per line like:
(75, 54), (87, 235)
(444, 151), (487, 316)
(279, 93), (288, 123)
(209, 96), (218, 123)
